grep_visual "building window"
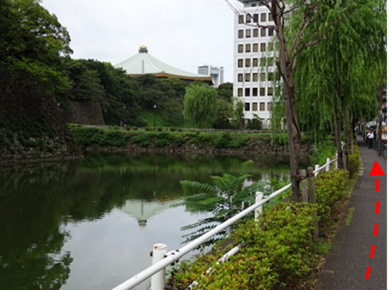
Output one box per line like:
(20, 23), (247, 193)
(245, 73), (251, 82)
(268, 87), (273, 96)
(268, 72), (274, 81)
(245, 88), (250, 96)
(245, 102), (250, 111)
(260, 13), (266, 22)
(260, 87), (266, 96)
(239, 15), (244, 24)
(260, 73), (266, 81)
(245, 58), (251, 67)
(252, 102), (258, 111)
(268, 28), (274, 36)
(267, 102), (272, 110)
(252, 58), (258, 67)
(260, 43), (266, 51)
(238, 44), (243, 53)
(246, 14), (251, 23)
(269, 13), (273, 21)
(238, 88), (243, 97)
(253, 43), (258, 52)
(245, 44), (251, 52)
(253, 28), (259, 38)
(238, 59), (243, 68)
(253, 13), (259, 23)
(252, 73), (258, 82)
(260, 102), (265, 111)
(261, 28), (266, 37)
(238, 73), (243, 82)
(252, 87), (258, 96)
(246, 29), (251, 38)
(238, 30), (244, 39)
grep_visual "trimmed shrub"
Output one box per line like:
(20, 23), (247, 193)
(348, 145), (361, 177)
(167, 203), (318, 290)
(315, 169), (349, 225)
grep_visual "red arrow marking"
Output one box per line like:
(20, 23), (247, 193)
(374, 223), (378, 236)
(370, 245), (375, 258)
(369, 160), (385, 176)
(376, 201), (380, 214)
(365, 266), (371, 279)
(376, 179), (380, 192)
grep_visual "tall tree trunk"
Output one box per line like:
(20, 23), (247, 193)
(282, 78), (301, 201)
(333, 93), (343, 168)
(273, 0), (301, 201)
(377, 83), (383, 156)
(344, 108), (351, 170)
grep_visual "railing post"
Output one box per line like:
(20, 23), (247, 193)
(300, 169), (308, 203)
(335, 151), (338, 169)
(151, 243), (167, 290)
(315, 164), (320, 177)
(326, 158), (330, 172)
(255, 191), (263, 221)
(307, 167), (318, 241)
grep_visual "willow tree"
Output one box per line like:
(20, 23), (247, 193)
(183, 83), (218, 128)
(293, 0), (387, 168)
(233, 0), (336, 201)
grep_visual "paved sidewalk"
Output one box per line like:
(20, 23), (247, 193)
(315, 138), (387, 290)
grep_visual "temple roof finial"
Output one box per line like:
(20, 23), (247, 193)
(139, 45), (148, 53)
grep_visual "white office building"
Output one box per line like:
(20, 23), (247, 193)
(233, 0), (277, 128)
(198, 65), (224, 88)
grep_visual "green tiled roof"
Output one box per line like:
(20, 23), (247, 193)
(114, 46), (212, 82)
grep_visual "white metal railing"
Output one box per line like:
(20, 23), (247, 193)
(112, 156), (338, 290)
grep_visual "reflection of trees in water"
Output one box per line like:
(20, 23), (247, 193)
(0, 163), (79, 289)
(0, 152), (293, 288)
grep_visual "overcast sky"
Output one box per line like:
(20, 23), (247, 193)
(41, 0), (245, 83)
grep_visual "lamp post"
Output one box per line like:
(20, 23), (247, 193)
(153, 104), (157, 130)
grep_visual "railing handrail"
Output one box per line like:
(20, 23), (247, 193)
(112, 157), (337, 290)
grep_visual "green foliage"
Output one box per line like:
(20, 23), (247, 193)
(315, 169), (349, 225)
(213, 132), (248, 149)
(175, 161), (268, 247)
(348, 145), (361, 177)
(216, 82), (233, 102)
(309, 139), (336, 166)
(346, 207), (355, 226)
(69, 126), (131, 146)
(168, 203), (318, 289)
(231, 99), (245, 129)
(293, 0), (386, 142)
(183, 84), (218, 128)
(0, 0), (72, 93)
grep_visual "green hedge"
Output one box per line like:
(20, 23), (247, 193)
(68, 126), (255, 149)
(165, 169), (350, 290)
(348, 145), (361, 177)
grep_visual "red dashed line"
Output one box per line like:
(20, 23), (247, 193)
(376, 179), (380, 192)
(370, 245), (375, 258)
(376, 201), (379, 214)
(365, 266), (371, 279)
(374, 223), (379, 236)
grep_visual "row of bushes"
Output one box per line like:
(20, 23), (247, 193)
(68, 125), (262, 149)
(165, 167), (352, 289)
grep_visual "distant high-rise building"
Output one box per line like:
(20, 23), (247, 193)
(198, 65), (224, 88)
(233, 0), (277, 128)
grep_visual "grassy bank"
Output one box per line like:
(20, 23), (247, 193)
(68, 124), (300, 153)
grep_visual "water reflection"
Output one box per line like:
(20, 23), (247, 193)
(0, 152), (292, 289)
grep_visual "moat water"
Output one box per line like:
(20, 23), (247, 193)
(0, 152), (292, 289)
